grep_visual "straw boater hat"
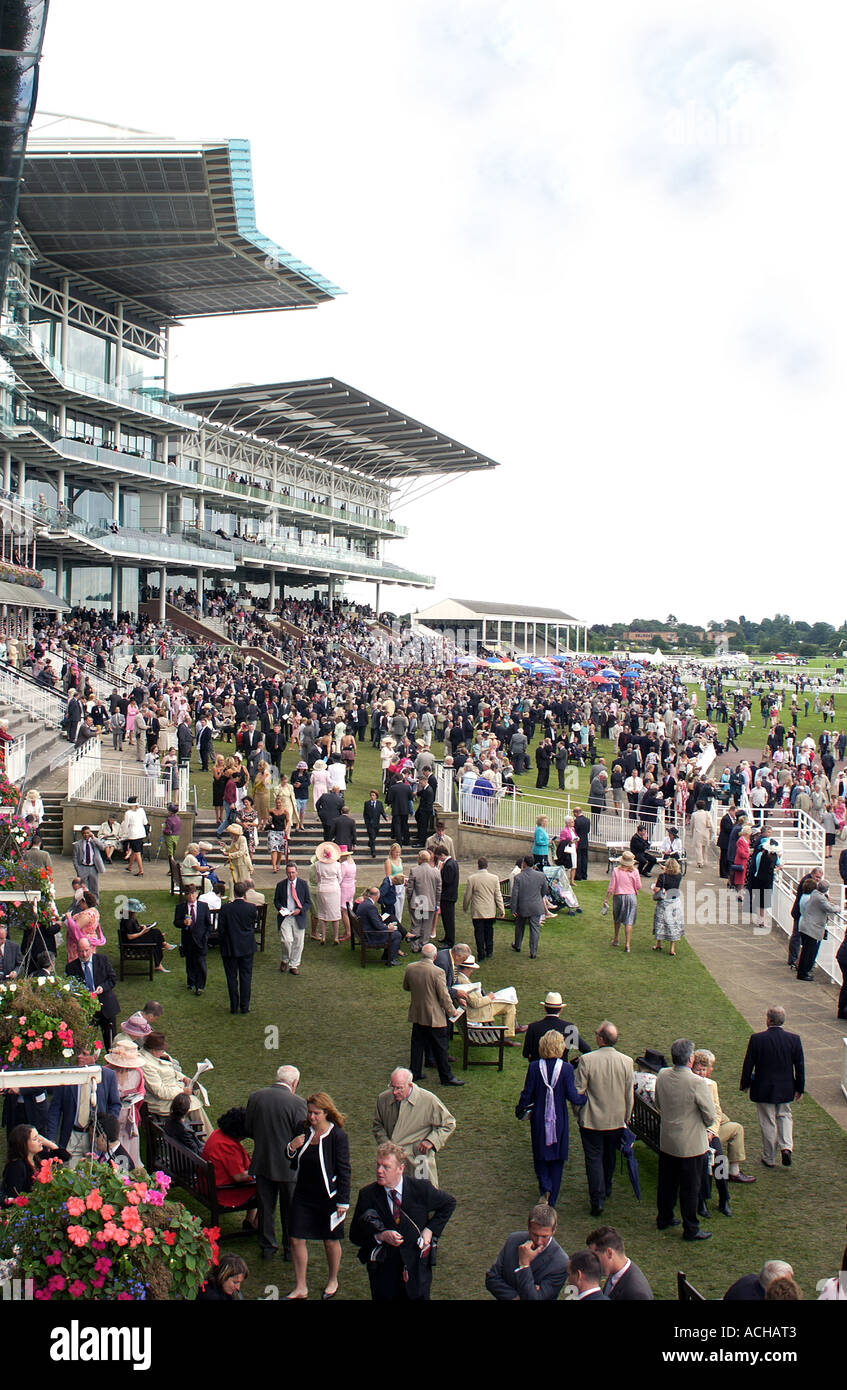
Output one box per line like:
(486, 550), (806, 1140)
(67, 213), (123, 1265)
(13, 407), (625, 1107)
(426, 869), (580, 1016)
(104, 1039), (142, 1069)
(226, 824), (244, 838)
(619, 850), (636, 868)
(542, 991), (564, 1008)
(313, 841), (341, 864)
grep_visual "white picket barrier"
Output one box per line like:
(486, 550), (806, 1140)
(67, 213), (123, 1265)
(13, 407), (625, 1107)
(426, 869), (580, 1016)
(0, 665), (66, 727)
(5, 734), (26, 785)
(771, 867), (844, 985)
(67, 741), (102, 801)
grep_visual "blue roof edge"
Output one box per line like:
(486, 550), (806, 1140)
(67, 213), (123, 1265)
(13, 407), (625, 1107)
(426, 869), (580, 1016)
(227, 139), (344, 299)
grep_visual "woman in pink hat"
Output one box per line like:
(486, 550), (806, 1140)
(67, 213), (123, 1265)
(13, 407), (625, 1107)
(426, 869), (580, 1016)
(311, 841), (342, 945)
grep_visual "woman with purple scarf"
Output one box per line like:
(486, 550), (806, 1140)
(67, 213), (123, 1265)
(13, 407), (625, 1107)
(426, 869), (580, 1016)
(515, 1029), (586, 1208)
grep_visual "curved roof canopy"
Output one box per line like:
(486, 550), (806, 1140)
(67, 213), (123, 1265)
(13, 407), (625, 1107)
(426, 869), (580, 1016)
(18, 120), (342, 320)
(174, 378), (501, 481)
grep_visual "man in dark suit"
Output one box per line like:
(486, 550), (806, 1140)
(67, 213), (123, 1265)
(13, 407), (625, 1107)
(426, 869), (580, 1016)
(433, 848), (459, 948)
(67, 938), (120, 1048)
(567, 1248), (610, 1300)
(65, 690), (83, 744)
(387, 775), (414, 846)
(197, 718), (215, 772)
(274, 862), (312, 974)
(363, 789), (387, 857)
(316, 787), (343, 841)
(46, 1049), (121, 1163)
(175, 885), (212, 995)
(217, 880), (258, 1014)
(332, 804), (357, 850)
(573, 807), (590, 880)
(510, 857), (548, 958)
(350, 1142), (456, 1300)
(485, 1203), (569, 1300)
(0, 924), (22, 979)
(245, 1064), (307, 1260)
(522, 991), (591, 1063)
(587, 1226), (654, 1300)
(415, 777), (435, 846)
(357, 886), (404, 965)
(740, 1006), (805, 1167)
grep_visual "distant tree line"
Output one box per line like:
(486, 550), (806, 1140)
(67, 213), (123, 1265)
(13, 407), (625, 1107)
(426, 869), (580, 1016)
(588, 614), (847, 658)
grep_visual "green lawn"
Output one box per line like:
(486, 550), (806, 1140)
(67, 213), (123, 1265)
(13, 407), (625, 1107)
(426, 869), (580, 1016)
(77, 882), (847, 1303)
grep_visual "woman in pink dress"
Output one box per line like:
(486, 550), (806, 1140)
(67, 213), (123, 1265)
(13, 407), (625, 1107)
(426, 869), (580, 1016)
(65, 892), (105, 964)
(730, 827), (751, 902)
(103, 1038), (146, 1167)
(337, 850), (356, 945)
(602, 850), (642, 953)
(125, 699), (139, 741)
(310, 760), (330, 814)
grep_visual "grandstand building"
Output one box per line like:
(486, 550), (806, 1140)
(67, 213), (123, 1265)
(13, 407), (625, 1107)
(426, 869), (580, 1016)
(0, 117), (499, 625)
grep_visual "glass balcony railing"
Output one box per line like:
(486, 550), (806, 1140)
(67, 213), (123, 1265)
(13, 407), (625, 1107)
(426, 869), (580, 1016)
(0, 319), (201, 430)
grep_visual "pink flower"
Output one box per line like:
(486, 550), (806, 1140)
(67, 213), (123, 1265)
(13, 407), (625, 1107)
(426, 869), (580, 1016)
(46, 1274), (66, 1292)
(99, 1204), (115, 1220)
(44, 1250), (62, 1266)
(33, 1289), (52, 1300)
(120, 1205), (143, 1232)
(94, 1256), (112, 1273)
(85, 1190), (103, 1211)
(143, 1227), (155, 1246)
(17, 1016), (25, 1025)
(66, 1224), (90, 1248)
(89, 1275), (105, 1289)
(66, 1196), (86, 1217)
(145, 1190), (164, 1207)
(43, 1031), (53, 1041)
(116, 1292), (133, 1300)
(111, 1227), (129, 1247)
(153, 1171), (171, 1192)
(68, 1279), (87, 1298)
(129, 1234), (142, 1248)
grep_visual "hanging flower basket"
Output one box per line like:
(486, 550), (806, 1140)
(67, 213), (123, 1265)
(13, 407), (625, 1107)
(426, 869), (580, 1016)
(0, 1159), (219, 1299)
(0, 975), (101, 1069)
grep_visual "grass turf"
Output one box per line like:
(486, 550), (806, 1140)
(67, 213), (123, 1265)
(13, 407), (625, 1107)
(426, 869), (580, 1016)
(80, 880), (847, 1303)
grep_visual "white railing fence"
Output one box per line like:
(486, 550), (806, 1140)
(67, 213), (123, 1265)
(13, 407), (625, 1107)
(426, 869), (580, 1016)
(434, 761), (455, 814)
(177, 764), (190, 814)
(88, 767), (170, 809)
(42, 651), (130, 701)
(457, 788), (669, 849)
(0, 664), (67, 727)
(67, 741), (102, 800)
(770, 867), (844, 985)
(5, 733), (25, 785)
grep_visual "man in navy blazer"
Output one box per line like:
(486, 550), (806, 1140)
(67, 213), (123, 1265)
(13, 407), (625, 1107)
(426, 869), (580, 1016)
(218, 881), (258, 1014)
(350, 1142), (456, 1300)
(485, 1204), (569, 1300)
(567, 1248), (610, 1301)
(175, 885), (212, 995)
(357, 887), (403, 965)
(587, 1225), (654, 1300)
(273, 862), (311, 975)
(740, 1006), (805, 1168)
(46, 1050), (121, 1163)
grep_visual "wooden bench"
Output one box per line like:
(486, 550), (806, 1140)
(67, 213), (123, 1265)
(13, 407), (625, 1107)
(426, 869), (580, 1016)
(207, 902), (267, 953)
(74, 825), (152, 862)
(677, 1270), (706, 1302)
(143, 1112), (254, 1231)
(349, 909), (396, 968)
(630, 1093), (661, 1155)
(455, 1012), (506, 1071)
(118, 938), (157, 981)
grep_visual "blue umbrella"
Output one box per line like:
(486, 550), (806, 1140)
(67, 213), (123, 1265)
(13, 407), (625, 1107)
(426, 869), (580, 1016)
(618, 1127), (641, 1200)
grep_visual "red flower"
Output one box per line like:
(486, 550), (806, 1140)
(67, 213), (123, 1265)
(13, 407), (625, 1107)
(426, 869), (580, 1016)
(162, 1231), (176, 1246)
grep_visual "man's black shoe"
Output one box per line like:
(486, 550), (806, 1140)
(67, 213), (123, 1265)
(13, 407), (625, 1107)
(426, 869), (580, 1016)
(511, 944), (521, 953)
(444, 1077), (465, 1086)
(261, 1249), (277, 1260)
(656, 1219), (680, 1230)
(697, 1204), (710, 1219)
(683, 1231), (712, 1241)
(781, 1150), (792, 1166)
(590, 1205), (604, 1217)
(412, 1074), (428, 1081)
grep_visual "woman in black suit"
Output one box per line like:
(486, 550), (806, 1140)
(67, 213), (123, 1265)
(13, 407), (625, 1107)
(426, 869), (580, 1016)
(1, 1124), (66, 1199)
(285, 1091), (351, 1301)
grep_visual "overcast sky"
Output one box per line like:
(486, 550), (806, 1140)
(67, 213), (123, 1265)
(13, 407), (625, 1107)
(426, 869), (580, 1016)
(34, 1), (846, 626)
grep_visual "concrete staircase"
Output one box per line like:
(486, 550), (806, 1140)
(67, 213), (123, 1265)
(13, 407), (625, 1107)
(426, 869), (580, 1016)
(37, 791), (65, 853)
(191, 810), (397, 871)
(0, 705), (72, 789)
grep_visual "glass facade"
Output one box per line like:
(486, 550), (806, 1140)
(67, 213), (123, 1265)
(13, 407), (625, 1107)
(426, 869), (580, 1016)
(66, 323), (109, 380)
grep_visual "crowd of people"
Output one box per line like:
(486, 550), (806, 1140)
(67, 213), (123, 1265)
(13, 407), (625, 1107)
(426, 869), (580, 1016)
(2, 603), (846, 1303)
